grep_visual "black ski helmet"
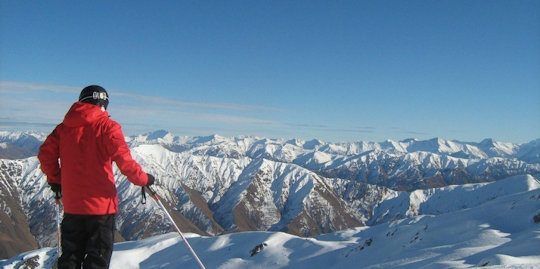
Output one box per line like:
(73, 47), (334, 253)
(79, 85), (109, 110)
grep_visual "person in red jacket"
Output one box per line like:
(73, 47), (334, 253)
(38, 85), (155, 269)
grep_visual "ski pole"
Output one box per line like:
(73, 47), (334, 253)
(54, 192), (62, 258)
(143, 186), (206, 269)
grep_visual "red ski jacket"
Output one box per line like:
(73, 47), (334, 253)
(38, 102), (149, 215)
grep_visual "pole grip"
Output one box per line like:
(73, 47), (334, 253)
(143, 185), (158, 199)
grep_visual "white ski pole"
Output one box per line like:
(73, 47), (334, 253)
(144, 186), (206, 269)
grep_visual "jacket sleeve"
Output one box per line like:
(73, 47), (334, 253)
(104, 121), (149, 186)
(38, 127), (61, 185)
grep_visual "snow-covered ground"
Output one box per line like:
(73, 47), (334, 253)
(2, 179), (539, 269)
(1, 131), (539, 267)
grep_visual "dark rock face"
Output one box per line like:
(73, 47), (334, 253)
(0, 161), (38, 259)
(250, 243), (267, 257)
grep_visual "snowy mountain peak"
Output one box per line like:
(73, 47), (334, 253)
(133, 144), (171, 164)
(285, 138), (304, 147)
(405, 137), (457, 154)
(145, 129), (173, 141)
(429, 137), (445, 143)
(477, 138), (518, 157)
(480, 138), (496, 146)
(0, 131), (45, 143)
(400, 138), (419, 143)
(0, 131), (45, 159)
(192, 134), (227, 144)
(303, 139), (324, 150)
(129, 130), (176, 145)
(380, 139), (407, 152)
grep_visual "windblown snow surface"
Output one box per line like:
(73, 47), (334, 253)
(2, 176), (539, 269)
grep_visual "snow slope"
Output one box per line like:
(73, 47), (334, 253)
(370, 174), (540, 225)
(2, 176), (539, 269)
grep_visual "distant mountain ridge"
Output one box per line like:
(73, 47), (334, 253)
(2, 130), (538, 191)
(129, 130), (540, 165)
(2, 130), (539, 163)
(123, 130), (540, 190)
(0, 131), (45, 160)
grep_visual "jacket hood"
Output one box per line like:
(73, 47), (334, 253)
(63, 102), (109, 127)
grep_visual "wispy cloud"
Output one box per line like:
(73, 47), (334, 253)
(193, 114), (276, 125)
(388, 126), (429, 136)
(0, 120), (56, 128)
(0, 80), (281, 135)
(0, 80), (281, 112)
(0, 81), (79, 94)
(111, 104), (276, 126)
(112, 91), (282, 112)
(0, 80), (381, 140)
(356, 126), (376, 130)
(286, 123), (329, 128)
(284, 123), (375, 133)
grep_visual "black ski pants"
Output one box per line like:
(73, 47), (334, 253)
(58, 213), (115, 269)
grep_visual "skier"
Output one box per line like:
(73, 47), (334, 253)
(38, 85), (155, 269)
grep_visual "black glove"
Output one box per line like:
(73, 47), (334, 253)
(49, 183), (62, 199)
(141, 174), (156, 204)
(146, 173), (155, 187)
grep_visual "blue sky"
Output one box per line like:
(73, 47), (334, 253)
(1, 1), (539, 143)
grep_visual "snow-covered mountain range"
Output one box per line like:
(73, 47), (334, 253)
(0, 131), (45, 160)
(0, 130), (539, 266)
(128, 131), (540, 191)
(2, 175), (539, 268)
